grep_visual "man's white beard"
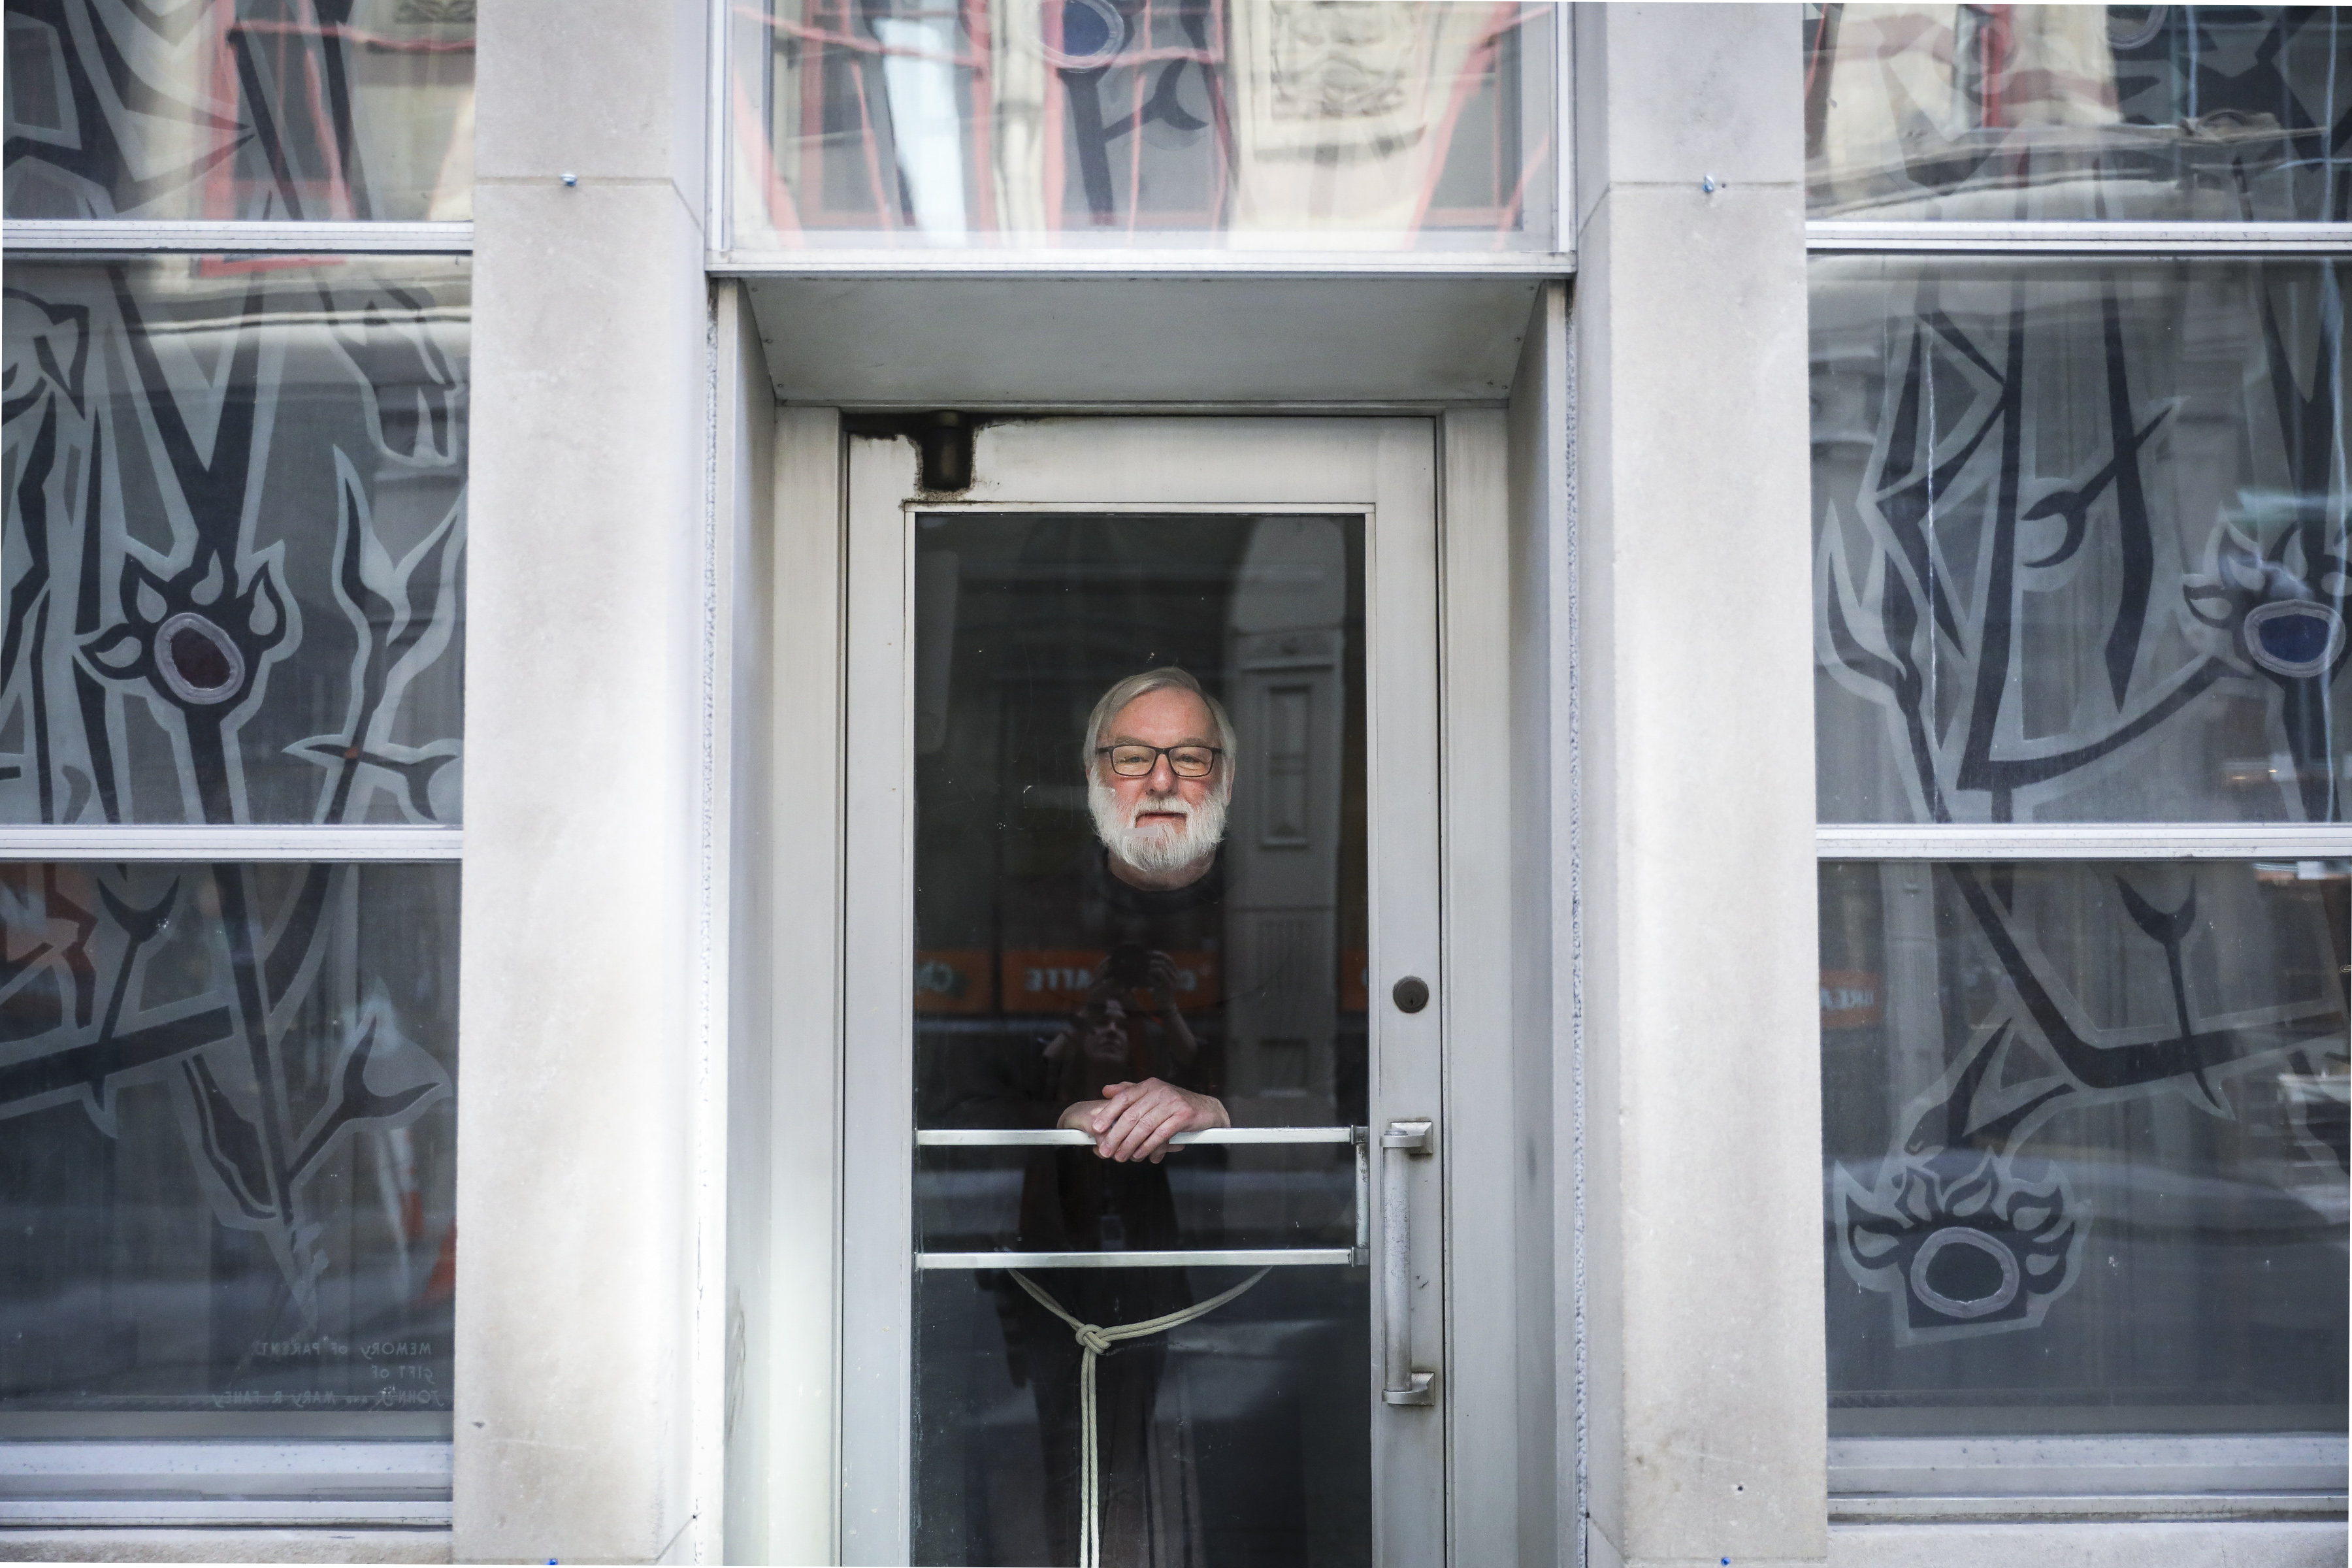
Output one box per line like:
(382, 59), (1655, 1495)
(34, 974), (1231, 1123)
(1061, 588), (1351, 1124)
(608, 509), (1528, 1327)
(1088, 778), (1228, 877)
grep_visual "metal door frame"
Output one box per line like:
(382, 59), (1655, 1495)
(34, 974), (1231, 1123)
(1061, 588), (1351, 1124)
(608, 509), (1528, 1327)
(839, 417), (1445, 1563)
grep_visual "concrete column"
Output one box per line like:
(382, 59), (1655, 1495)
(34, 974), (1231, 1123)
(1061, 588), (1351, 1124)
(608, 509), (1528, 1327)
(1570, 8), (1826, 1567)
(455, 3), (715, 1561)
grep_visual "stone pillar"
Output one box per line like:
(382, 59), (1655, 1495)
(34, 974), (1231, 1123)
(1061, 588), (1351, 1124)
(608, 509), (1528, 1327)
(1570, 8), (1827, 1566)
(455, 3), (716, 1561)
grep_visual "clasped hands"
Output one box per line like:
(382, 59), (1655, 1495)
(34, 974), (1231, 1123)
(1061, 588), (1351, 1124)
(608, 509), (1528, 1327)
(1057, 1078), (1230, 1163)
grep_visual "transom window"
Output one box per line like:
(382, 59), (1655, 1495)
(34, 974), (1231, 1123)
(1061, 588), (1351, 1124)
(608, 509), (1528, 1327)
(721, 0), (1561, 257)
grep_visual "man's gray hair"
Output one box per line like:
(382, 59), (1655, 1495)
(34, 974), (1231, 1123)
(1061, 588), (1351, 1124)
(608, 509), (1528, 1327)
(1083, 666), (1237, 778)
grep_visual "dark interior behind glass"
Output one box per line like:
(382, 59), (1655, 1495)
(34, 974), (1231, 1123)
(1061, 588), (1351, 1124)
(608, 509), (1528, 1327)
(908, 512), (1373, 1567)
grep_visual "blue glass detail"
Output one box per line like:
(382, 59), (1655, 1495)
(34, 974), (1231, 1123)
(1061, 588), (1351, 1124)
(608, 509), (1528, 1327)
(1059, 0), (1115, 62)
(2252, 604), (2338, 670)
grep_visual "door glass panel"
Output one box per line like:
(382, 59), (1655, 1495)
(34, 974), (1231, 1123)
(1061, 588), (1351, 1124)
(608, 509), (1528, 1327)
(727, 0), (1556, 253)
(911, 512), (1371, 1566)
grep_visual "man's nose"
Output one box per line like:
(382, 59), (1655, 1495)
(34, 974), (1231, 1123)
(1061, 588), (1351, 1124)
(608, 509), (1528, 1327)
(1145, 753), (1179, 792)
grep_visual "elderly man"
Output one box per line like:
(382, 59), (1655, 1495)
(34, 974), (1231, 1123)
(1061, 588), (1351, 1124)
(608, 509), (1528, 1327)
(1053, 665), (1237, 1161)
(936, 666), (1243, 1567)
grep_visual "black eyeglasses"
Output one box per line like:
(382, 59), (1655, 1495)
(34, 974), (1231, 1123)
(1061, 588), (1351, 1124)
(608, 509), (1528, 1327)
(1095, 743), (1222, 778)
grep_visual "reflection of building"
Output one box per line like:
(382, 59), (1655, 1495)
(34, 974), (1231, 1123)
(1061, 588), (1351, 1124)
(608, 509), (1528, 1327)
(3, 5), (2347, 1566)
(753, 0), (1541, 241)
(1807, 6), (2347, 220)
(1224, 517), (1350, 1122)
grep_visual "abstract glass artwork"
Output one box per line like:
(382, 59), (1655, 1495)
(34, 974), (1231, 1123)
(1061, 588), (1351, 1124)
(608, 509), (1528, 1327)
(1806, 5), (2352, 222)
(1814, 258), (2351, 824)
(1, 257), (468, 826)
(5, 0), (475, 222)
(0, 860), (459, 1433)
(1820, 858), (2346, 1436)
(728, 0), (1556, 251)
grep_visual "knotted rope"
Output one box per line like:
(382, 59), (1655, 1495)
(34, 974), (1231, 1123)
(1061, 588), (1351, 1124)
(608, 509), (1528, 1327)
(1008, 1266), (1270, 1568)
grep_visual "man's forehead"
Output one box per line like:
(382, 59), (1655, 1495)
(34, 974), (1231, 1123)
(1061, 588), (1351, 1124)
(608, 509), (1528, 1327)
(1105, 687), (1215, 740)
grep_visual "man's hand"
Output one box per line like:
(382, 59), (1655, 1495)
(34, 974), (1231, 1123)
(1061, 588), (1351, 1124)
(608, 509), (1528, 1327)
(1056, 1078), (1230, 1163)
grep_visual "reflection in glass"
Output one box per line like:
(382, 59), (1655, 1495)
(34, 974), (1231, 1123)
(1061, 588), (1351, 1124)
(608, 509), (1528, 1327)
(0, 861), (458, 1435)
(728, 0), (1555, 252)
(910, 514), (1371, 1565)
(1820, 859), (2347, 1436)
(1805, 6), (2352, 221)
(4, 0), (475, 221)
(1813, 258), (2351, 823)
(1, 258), (468, 825)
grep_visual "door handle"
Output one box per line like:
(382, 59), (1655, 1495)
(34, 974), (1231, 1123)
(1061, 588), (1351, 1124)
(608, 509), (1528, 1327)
(1379, 1119), (1437, 1407)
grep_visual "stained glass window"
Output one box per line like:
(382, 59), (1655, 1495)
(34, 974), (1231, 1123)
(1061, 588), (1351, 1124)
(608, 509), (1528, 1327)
(1, 259), (465, 1454)
(5, 0), (467, 1503)
(1813, 258), (2350, 825)
(0, 861), (459, 1435)
(1820, 858), (2347, 1437)
(1809, 84), (2352, 1477)
(1, 257), (468, 826)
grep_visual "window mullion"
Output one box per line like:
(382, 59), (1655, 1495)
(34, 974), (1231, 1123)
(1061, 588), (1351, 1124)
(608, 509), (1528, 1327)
(1818, 825), (2352, 860)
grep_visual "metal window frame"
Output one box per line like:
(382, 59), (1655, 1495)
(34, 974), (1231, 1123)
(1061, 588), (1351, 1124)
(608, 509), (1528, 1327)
(707, 250), (1580, 279)
(3, 220), (472, 255)
(1809, 216), (2352, 1522)
(0, 199), (472, 1527)
(0, 1441), (453, 1529)
(0, 826), (463, 860)
(1827, 1435), (2351, 1524)
(1809, 220), (2352, 256)
(1817, 825), (2352, 861)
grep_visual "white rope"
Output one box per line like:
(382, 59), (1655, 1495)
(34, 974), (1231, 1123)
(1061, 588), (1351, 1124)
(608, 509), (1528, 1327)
(1008, 1266), (1271, 1568)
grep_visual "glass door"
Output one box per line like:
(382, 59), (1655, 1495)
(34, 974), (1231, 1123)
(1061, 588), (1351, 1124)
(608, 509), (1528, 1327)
(841, 420), (1443, 1566)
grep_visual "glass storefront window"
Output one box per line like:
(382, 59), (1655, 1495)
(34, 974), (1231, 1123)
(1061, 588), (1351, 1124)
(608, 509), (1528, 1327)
(3, 0), (470, 1503)
(0, 255), (467, 1466)
(4, 0), (475, 222)
(1805, 6), (2352, 223)
(727, 0), (1556, 253)
(1, 257), (468, 826)
(908, 512), (1373, 1563)
(0, 860), (459, 1437)
(1820, 858), (2347, 1437)
(1812, 257), (2350, 825)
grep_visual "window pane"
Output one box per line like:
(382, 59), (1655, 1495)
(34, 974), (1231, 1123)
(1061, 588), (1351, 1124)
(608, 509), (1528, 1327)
(1805, 6), (2352, 222)
(1813, 257), (2351, 824)
(0, 861), (458, 1437)
(4, 0), (474, 221)
(1820, 858), (2348, 1438)
(728, 0), (1556, 253)
(1, 257), (468, 825)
